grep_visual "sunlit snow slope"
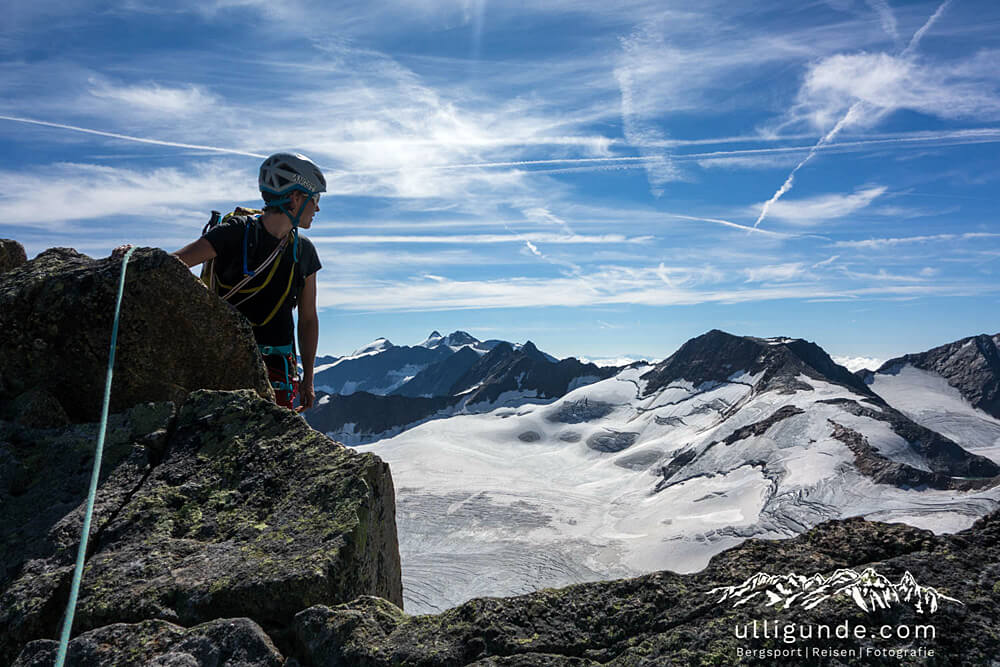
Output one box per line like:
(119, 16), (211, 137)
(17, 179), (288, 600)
(358, 330), (1000, 614)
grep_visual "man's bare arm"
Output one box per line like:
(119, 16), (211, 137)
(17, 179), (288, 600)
(173, 238), (216, 268)
(297, 273), (319, 410)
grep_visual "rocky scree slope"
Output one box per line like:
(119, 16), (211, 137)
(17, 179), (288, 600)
(0, 242), (401, 664)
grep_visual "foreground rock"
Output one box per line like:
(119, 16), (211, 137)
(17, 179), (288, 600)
(1, 390), (402, 664)
(0, 239), (27, 274)
(15, 511), (997, 665)
(0, 247), (272, 422)
(284, 512), (998, 665)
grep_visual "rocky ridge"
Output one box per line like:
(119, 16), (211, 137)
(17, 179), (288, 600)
(15, 511), (1000, 665)
(1, 245), (401, 664)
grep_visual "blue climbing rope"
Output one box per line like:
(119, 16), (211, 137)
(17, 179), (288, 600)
(55, 246), (136, 667)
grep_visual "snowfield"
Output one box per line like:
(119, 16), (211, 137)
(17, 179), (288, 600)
(358, 364), (1000, 614)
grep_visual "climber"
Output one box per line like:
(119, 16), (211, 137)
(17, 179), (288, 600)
(172, 152), (325, 412)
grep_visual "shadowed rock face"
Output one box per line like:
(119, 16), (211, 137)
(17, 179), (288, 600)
(0, 247), (272, 421)
(1, 390), (402, 665)
(864, 332), (1000, 419)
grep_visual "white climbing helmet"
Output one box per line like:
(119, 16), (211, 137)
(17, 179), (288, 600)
(258, 152), (327, 199)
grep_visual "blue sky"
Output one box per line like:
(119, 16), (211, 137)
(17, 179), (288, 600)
(2, 0), (998, 367)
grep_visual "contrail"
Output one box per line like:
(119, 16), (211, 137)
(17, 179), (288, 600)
(752, 0), (954, 230)
(0, 115), (267, 158)
(752, 103), (864, 228)
(667, 213), (793, 238)
(902, 0), (952, 56)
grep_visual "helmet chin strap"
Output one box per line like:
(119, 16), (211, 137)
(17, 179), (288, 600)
(265, 191), (310, 262)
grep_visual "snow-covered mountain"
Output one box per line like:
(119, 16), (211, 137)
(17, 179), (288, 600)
(357, 329), (1000, 614)
(859, 332), (1000, 463)
(312, 330), (527, 396)
(305, 333), (617, 443)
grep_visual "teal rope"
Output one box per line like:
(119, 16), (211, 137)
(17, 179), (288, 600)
(55, 246), (136, 667)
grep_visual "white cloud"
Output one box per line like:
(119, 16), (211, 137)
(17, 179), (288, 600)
(757, 186), (887, 225)
(744, 262), (808, 283)
(0, 161), (256, 228)
(864, 0), (900, 44)
(315, 265), (995, 312)
(312, 233), (653, 245)
(833, 355), (883, 372)
(793, 51), (1000, 131)
(87, 78), (221, 115)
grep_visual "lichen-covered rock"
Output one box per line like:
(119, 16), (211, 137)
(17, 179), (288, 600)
(0, 239), (27, 274)
(290, 512), (999, 666)
(1, 390), (402, 664)
(0, 247), (272, 421)
(0, 400), (176, 663)
(12, 617), (284, 667)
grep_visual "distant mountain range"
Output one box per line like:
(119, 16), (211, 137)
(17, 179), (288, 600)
(304, 331), (618, 443)
(345, 328), (1000, 613)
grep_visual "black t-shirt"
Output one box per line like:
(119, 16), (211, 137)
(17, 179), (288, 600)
(204, 216), (321, 346)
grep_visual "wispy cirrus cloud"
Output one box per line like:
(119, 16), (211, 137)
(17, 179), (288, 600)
(753, 186), (887, 225)
(312, 233), (654, 245)
(0, 161), (256, 228)
(315, 264), (996, 312)
(832, 232), (1000, 249)
(744, 262), (808, 283)
(86, 77), (222, 115)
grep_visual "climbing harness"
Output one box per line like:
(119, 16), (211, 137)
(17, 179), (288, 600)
(259, 343), (300, 409)
(55, 246), (136, 667)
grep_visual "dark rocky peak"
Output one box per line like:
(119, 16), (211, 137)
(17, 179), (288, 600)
(519, 340), (548, 362)
(641, 329), (874, 399)
(873, 332), (1000, 418)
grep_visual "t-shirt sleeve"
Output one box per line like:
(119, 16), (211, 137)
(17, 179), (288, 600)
(299, 235), (321, 278)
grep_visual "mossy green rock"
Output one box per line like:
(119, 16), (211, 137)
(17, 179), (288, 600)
(1, 390), (402, 664)
(0, 246), (272, 421)
(13, 617), (283, 666)
(289, 512), (999, 666)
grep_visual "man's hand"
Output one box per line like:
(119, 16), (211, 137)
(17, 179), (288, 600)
(111, 244), (134, 260)
(297, 378), (316, 412)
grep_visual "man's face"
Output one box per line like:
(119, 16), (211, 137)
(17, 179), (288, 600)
(292, 191), (320, 229)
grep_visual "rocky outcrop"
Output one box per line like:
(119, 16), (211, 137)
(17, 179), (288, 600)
(15, 618), (285, 667)
(279, 512), (1000, 665)
(0, 247), (272, 422)
(0, 239), (27, 274)
(19, 511), (995, 665)
(1, 390), (402, 665)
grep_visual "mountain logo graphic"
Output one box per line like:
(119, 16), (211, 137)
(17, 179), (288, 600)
(708, 568), (962, 615)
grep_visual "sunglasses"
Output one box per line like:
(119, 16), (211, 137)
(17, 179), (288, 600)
(310, 192), (321, 206)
